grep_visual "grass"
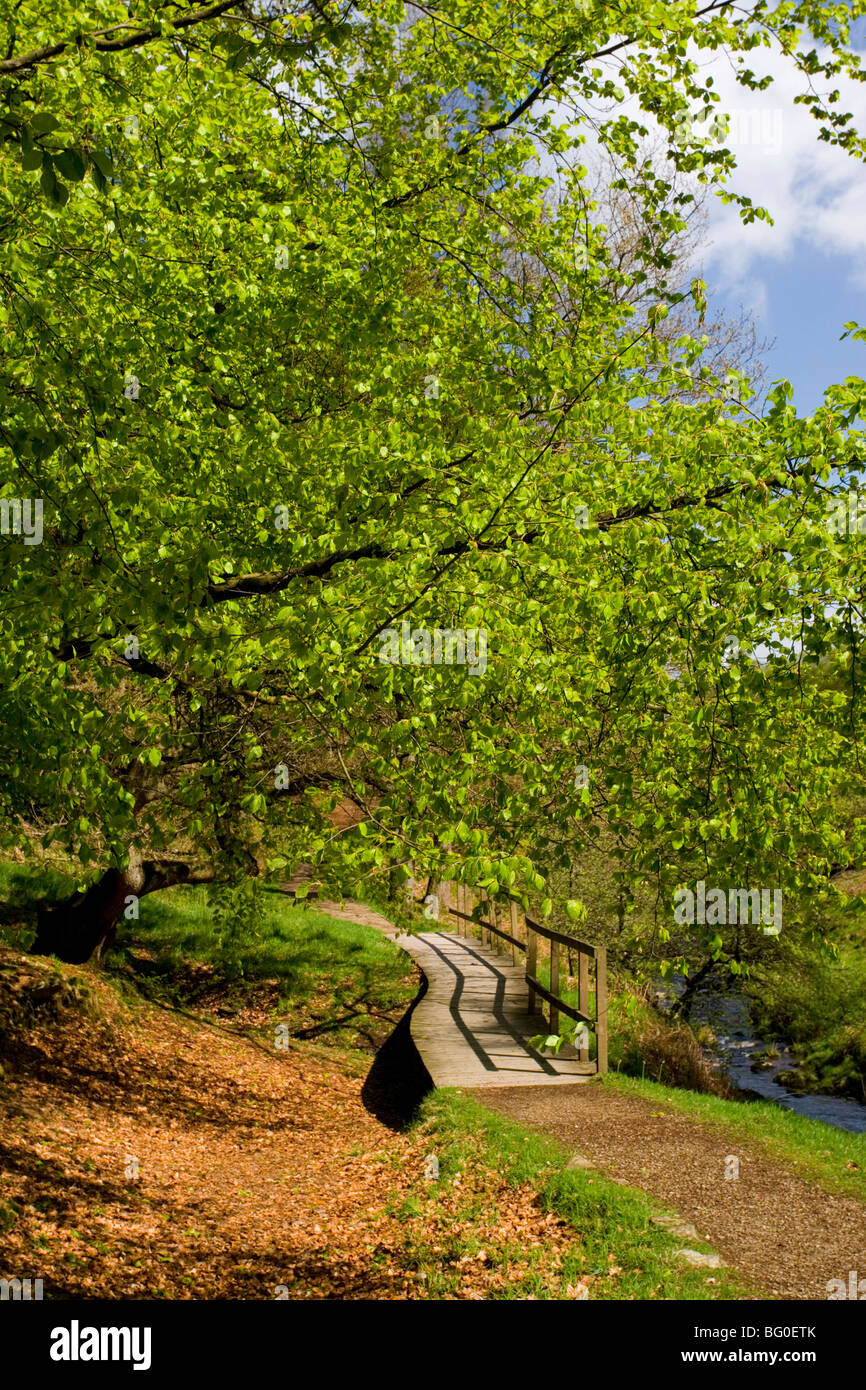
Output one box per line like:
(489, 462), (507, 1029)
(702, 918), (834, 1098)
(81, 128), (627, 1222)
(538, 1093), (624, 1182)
(402, 1089), (757, 1300)
(601, 1073), (866, 1203)
(105, 883), (419, 1054)
(0, 861), (419, 1057)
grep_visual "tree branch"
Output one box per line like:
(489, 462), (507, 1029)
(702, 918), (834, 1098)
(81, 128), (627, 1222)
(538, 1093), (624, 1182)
(0, 0), (247, 76)
(205, 469), (801, 604)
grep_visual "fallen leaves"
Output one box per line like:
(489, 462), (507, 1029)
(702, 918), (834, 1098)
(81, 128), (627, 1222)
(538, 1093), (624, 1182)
(0, 946), (590, 1300)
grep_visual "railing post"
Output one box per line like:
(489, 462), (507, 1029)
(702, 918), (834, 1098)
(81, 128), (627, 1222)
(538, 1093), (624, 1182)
(578, 950), (590, 1063)
(487, 896), (497, 953)
(526, 922), (538, 1016)
(595, 945), (608, 1074)
(549, 937), (560, 1035)
(509, 901), (519, 965)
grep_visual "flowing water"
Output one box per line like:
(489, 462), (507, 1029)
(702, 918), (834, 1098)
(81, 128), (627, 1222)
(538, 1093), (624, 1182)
(661, 977), (866, 1134)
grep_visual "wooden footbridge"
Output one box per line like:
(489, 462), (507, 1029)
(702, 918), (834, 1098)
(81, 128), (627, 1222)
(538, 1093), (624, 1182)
(316, 884), (608, 1090)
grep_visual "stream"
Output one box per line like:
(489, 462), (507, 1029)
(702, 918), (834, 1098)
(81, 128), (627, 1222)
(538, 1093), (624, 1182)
(660, 977), (866, 1134)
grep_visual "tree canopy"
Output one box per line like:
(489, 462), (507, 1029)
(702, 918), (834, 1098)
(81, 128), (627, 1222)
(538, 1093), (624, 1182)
(3, 0), (866, 966)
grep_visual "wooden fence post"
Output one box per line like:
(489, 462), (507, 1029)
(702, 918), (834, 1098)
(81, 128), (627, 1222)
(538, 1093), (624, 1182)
(578, 950), (590, 1063)
(526, 923), (538, 1016)
(487, 897), (498, 953)
(549, 937), (560, 1035)
(595, 945), (608, 1074)
(406, 858), (415, 906)
(509, 901), (519, 965)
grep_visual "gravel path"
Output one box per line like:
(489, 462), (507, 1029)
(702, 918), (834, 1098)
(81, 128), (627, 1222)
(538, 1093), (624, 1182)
(478, 1082), (866, 1300)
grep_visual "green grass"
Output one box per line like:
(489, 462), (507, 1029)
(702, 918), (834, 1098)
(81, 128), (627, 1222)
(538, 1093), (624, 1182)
(601, 1073), (866, 1203)
(406, 1090), (757, 1300)
(0, 861), (418, 1055)
(106, 883), (419, 1053)
(0, 859), (72, 949)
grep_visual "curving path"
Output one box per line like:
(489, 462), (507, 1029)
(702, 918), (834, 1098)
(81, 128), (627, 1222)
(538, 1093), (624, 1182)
(312, 898), (866, 1298)
(315, 900), (593, 1088)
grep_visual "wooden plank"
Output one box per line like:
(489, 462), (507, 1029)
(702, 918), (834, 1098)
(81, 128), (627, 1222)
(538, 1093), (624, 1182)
(525, 975), (594, 1027)
(595, 944), (608, 1074)
(578, 950), (590, 1063)
(549, 938), (560, 1035)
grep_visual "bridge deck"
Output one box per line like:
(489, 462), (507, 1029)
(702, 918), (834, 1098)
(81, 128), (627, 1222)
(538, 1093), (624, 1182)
(393, 929), (593, 1087)
(310, 897), (592, 1088)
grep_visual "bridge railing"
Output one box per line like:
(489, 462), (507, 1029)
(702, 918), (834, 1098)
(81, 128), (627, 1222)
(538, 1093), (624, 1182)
(442, 883), (607, 1075)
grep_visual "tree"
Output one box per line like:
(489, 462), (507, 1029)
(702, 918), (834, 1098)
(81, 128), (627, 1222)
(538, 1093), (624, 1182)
(2, 0), (866, 963)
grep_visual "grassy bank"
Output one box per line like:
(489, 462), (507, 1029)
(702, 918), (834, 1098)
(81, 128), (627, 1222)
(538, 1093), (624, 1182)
(402, 1089), (754, 1299)
(0, 862), (418, 1058)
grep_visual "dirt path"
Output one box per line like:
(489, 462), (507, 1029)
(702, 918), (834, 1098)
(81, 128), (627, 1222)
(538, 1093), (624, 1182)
(478, 1082), (866, 1300)
(323, 898), (866, 1301)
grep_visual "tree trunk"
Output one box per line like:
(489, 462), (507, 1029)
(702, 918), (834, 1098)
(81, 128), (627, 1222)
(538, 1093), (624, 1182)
(33, 867), (131, 963)
(32, 857), (215, 964)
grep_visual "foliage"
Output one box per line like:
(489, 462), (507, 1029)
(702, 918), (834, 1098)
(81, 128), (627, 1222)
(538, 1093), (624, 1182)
(3, 2), (866, 965)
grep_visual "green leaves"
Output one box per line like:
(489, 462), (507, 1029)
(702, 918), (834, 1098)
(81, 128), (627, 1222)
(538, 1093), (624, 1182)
(54, 148), (85, 182)
(529, 1033), (566, 1055)
(39, 158), (68, 206)
(29, 112), (58, 137)
(0, 0), (863, 959)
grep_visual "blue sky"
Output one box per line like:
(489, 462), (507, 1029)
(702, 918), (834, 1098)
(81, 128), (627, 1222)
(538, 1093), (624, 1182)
(713, 244), (866, 413)
(545, 18), (866, 414)
(695, 21), (866, 413)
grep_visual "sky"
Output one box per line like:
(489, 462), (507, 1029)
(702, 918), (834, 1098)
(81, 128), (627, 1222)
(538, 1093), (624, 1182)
(544, 16), (866, 414)
(680, 20), (866, 413)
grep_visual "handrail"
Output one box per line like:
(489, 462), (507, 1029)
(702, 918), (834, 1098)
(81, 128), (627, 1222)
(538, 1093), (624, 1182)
(523, 914), (600, 959)
(448, 905), (525, 954)
(442, 884), (608, 1075)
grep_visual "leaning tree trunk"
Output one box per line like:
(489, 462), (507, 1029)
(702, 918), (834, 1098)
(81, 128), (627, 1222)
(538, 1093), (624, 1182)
(33, 867), (132, 964)
(32, 855), (215, 964)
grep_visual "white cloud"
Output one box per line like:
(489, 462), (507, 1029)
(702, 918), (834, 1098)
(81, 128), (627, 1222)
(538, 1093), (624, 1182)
(544, 36), (866, 299)
(696, 45), (866, 291)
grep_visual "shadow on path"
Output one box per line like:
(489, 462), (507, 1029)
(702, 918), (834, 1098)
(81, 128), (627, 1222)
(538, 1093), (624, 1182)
(361, 972), (433, 1130)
